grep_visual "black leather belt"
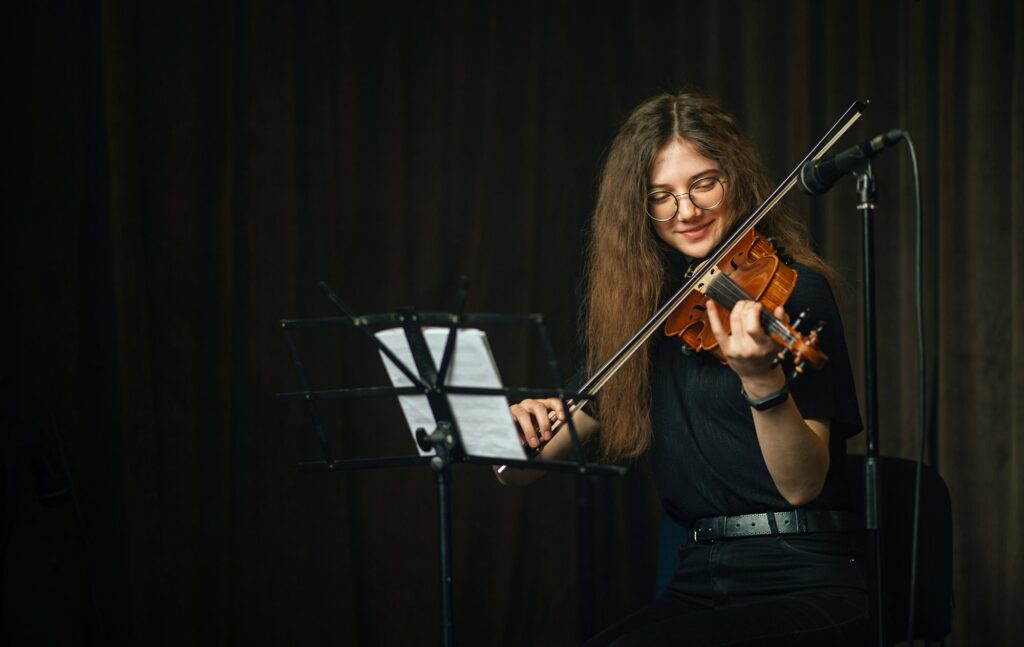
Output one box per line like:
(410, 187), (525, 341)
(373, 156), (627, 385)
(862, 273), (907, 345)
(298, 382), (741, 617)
(691, 510), (862, 543)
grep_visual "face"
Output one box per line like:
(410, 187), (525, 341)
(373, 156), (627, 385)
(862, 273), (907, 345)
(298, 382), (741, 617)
(647, 138), (731, 260)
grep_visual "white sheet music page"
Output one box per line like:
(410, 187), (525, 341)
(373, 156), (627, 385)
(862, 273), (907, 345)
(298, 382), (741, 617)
(374, 327), (526, 460)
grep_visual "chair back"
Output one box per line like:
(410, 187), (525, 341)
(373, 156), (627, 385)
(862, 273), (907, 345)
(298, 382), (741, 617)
(846, 454), (953, 643)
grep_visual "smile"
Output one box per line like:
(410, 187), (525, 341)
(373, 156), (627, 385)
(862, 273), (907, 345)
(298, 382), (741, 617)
(675, 222), (713, 239)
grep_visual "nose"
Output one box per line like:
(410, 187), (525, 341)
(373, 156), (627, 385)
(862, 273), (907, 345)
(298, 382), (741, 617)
(675, 196), (699, 221)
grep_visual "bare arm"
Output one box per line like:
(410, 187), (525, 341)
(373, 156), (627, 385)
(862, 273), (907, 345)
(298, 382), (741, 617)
(706, 300), (831, 506)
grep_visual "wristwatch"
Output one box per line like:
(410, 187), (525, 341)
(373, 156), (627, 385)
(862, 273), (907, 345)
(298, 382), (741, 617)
(741, 382), (790, 411)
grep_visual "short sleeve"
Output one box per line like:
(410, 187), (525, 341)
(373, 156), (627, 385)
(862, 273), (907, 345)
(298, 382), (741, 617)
(784, 267), (863, 440)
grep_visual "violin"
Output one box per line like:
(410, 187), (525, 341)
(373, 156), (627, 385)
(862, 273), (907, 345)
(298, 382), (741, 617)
(665, 227), (827, 374)
(497, 100), (867, 468)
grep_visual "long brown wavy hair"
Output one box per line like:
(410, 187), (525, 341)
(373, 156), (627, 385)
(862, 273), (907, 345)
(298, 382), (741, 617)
(584, 91), (832, 463)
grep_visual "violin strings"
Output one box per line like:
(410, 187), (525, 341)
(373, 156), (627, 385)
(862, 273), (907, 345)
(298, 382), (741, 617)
(707, 274), (798, 344)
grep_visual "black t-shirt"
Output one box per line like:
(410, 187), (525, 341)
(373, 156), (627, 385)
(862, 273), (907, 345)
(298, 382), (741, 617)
(649, 266), (863, 527)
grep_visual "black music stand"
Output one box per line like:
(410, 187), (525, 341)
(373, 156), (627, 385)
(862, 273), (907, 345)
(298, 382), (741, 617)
(276, 280), (626, 647)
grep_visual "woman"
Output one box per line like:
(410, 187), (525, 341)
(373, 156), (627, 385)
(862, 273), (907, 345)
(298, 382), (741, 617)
(499, 92), (868, 645)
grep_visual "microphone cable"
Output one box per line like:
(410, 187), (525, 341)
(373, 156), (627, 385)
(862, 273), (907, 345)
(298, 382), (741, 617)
(903, 131), (928, 646)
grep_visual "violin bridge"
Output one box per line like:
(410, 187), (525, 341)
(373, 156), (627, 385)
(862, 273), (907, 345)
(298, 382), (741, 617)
(692, 267), (719, 296)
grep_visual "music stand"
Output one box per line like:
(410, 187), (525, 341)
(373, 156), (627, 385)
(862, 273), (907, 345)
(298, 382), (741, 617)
(276, 280), (626, 647)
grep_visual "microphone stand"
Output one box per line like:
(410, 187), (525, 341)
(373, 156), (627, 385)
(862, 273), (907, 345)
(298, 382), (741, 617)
(855, 162), (885, 647)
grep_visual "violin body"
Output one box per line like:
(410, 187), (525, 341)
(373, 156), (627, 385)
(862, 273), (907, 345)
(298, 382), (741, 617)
(664, 229), (824, 371)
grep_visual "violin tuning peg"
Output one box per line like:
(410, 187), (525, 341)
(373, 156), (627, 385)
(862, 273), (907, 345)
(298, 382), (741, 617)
(815, 321), (825, 334)
(782, 254), (794, 266)
(766, 236), (778, 248)
(788, 351), (807, 381)
(771, 348), (790, 369)
(792, 309), (809, 331)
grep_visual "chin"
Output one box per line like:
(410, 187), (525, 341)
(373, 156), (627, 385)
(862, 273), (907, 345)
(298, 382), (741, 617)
(670, 229), (722, 260)
(674, 240), (715, 259)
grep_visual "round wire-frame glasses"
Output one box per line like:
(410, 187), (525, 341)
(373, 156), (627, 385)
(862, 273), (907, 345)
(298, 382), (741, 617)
(646, 176), (728, 222)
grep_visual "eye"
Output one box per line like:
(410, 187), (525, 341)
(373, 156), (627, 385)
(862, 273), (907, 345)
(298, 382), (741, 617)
(648, 191), (672, 204)
(691, 177), (718, 192)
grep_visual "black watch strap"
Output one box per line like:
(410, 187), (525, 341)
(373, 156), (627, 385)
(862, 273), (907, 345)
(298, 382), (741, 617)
(741, 382), (790, 411)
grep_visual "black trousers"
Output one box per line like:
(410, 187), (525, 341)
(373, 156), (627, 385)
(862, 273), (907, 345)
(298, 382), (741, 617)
(583, 532), (869, 646)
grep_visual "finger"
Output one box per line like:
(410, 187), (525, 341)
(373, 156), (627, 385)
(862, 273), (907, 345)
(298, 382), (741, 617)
(745, 303), (779, 351)
(524, 400), (554, 439)
(744, 302), (770, 343)
(705, 298), (728, 343)
(729, 299), (746, 329)
(541, 397), (567, 421)
(510, 403), (540, 447)
(774, 305), (789, 324)
(729, 300), (759, 335)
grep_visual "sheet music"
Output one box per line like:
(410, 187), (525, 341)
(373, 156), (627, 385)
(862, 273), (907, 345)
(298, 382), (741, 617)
(375, 327), (526, 460)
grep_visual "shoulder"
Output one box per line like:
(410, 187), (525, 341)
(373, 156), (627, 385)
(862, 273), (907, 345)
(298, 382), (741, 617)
(791, 264), (833, 299)
(787, 264), (841, 321)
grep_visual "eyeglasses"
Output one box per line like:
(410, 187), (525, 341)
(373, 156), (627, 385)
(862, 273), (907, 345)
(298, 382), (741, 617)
(646, 176), (728, 222)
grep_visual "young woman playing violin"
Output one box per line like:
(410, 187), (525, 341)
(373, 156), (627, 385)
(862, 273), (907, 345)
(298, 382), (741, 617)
(499, 92), (868, 645)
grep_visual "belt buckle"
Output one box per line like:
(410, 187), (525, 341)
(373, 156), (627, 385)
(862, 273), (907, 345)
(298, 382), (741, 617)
(693, 519), (718, 544)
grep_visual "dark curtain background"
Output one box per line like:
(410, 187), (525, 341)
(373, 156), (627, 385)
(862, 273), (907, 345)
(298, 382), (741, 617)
(4, 1), (1022, 645)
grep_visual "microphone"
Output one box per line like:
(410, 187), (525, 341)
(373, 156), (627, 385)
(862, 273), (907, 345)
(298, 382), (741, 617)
(798, 129), (906, 195)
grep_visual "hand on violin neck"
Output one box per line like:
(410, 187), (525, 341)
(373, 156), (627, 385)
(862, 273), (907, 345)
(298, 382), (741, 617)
(706, 299), (788, 394)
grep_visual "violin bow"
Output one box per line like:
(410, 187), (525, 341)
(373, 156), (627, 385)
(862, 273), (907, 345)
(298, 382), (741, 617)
(503, 100), (868, 466)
